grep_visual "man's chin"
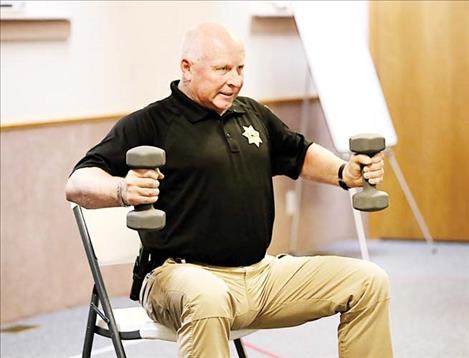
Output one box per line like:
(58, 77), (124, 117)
(214, 100), (235, 114)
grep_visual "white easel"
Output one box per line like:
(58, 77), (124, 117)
(289, 2), (435, 259)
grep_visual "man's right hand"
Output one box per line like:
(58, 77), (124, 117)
(122, 168), (164, 206)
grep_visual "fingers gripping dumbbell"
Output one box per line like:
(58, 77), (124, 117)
(349, 134), (389, 212)
(126, 146), (166, 231)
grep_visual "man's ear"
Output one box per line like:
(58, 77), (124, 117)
(180, 59), (192, 81)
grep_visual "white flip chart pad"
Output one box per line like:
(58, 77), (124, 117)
(292, 2), (397, 153)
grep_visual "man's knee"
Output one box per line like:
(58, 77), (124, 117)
(360, 261), (390, 302)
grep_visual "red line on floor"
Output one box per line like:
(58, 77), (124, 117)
(243, 340), (283, 358)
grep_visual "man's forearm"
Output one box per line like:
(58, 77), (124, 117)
(300, 143), (345, 186)
(65, 167), (124, 209)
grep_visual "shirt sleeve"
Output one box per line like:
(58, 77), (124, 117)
(72, 109), (154, 177)
(258, 103), (313, 179)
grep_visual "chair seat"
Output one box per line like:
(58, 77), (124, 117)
(96, 306), (256, 341)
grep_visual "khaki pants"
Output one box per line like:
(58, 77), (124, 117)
(141, 255), (393, 358)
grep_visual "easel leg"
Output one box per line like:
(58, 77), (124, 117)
(288, 179), (302, 254)
(349, 188), (370, 260)
(386, 149), (436, 253)
(288, 72), (312, 254)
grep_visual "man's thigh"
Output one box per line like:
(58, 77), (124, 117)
(145, 259), (248, 329)
(248, 255), (385, 328)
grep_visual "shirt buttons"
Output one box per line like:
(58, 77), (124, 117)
(225, 132), (231, 138)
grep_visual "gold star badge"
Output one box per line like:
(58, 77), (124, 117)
(242, 125), (263, 147)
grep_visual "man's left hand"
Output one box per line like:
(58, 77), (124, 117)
(343, 152), (385, 188)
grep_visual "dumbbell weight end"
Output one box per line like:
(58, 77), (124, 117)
(352, 179), (389, 212)
(127, 207), (166, 231)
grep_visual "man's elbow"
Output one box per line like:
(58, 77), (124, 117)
(65, 175), (80, 203)
(64, 167), (112, 209)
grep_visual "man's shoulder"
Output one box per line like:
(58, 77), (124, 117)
(142, 94), (178, 116)
(234, 96), (264, 112)
(235, 95), (259, 106)
(119, 94), (176, 125)
(234, 96), (273, 117)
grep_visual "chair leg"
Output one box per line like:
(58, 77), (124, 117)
(234, 338), (247, 358)
(82, 287), (99, 358)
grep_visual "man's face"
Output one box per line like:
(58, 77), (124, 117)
(185, 40), (245, 114)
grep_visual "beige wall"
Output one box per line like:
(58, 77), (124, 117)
(1, 1), (370, 125)
(0, 1), (312, 124)
(0, 118), (131, 323)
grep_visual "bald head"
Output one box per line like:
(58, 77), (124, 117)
(181, 23), (244, 63)
(178, 23), (245, 114)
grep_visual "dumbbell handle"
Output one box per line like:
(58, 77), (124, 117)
(133, 203), (154, 212)
(130, 174), (162, 213)
(360, 161), (376, 190)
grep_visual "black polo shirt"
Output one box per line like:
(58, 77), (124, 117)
(74, 80), (312, 266)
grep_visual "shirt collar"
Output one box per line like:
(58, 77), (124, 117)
(170, 80), (245, 123)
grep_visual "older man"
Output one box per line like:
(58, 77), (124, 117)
(66, 23), (392, 357)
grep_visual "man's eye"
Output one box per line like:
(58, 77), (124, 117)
(216, 66), (229, 72)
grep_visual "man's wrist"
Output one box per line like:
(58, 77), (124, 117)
(338, 163), (350, 191)
(116, 179), (130, 207)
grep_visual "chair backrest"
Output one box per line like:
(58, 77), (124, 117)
(70, 202), (140, 266)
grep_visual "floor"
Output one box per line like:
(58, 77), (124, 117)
(1, 240), (469, 358)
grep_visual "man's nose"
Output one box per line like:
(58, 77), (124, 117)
(227, 69), (243, 87)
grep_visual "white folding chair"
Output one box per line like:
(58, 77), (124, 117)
(70, 203), (255, 357)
